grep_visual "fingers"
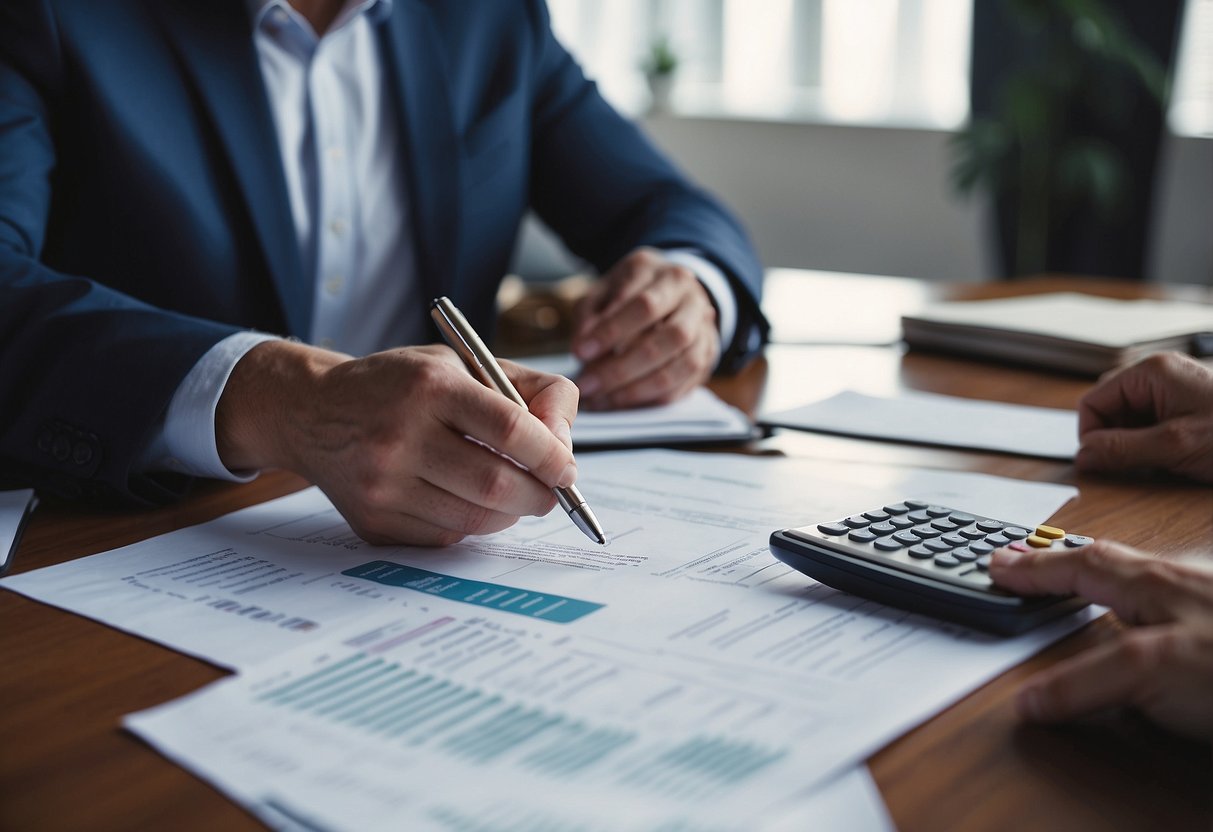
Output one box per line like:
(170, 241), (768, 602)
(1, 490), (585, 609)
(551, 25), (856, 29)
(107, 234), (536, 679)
(583, 303), (719, 408)
(1015, 628), (1176, 725)
(439, 374), (577, 490)
(1075, 418), (1204, 476)
(572, 251), (720, 408)
(989, 540), (1180, 626)
(418, 427), (558, 518)
(499, 359), (579, 452)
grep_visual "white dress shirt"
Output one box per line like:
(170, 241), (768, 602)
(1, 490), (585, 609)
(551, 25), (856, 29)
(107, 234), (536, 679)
(140, 0), (737, 481)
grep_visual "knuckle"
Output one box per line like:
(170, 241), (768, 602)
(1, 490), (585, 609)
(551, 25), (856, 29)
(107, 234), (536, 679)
(635, 291), (660, 319)
(1119, 632), (1167, 672)
(479, 466), (514, 506)
(668, 320), (695, 351)
(496, 406), (527, 447)
(460, 504), (497, 536)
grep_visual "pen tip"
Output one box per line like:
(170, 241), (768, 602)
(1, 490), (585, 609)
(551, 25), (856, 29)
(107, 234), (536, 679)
(596, 533), (607, 545)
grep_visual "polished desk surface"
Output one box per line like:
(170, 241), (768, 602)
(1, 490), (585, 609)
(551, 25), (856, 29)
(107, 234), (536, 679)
(3, 275), (1212, 831)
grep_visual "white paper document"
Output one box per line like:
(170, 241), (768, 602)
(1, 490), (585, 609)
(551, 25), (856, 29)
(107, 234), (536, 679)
(127, 607), (897, 831)
(518, 354), (756, 446)
(6, 451), (1091, 828)
(2, 450), (1079, 669)
(762, 389), (1079, 459)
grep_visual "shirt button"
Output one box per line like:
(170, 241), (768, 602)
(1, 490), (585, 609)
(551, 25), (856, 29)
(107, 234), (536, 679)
(324, 275), (346, 295)
(327, 146), (344, 161)
(329, 218), (347, 237)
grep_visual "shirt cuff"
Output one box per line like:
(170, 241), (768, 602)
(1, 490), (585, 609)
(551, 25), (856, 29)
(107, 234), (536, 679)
(138, 331), (281, 482)
(659, 248), (738, 351)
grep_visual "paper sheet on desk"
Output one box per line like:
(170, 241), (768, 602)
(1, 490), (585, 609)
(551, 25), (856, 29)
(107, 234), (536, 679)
(518, 353), (756, 447)
(126, 604), (899, 831)
(762, 389), (1079, 460)
(7, 449), (1093, 827)
(1, 450), (1080, 670)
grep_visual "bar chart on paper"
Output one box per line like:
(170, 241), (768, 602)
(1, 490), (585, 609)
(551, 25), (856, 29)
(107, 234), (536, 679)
(255, 650), (786, 796)
(128, 612), (834, 829)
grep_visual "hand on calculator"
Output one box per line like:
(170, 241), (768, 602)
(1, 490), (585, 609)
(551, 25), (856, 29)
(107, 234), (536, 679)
(770, 500), (1093, 635)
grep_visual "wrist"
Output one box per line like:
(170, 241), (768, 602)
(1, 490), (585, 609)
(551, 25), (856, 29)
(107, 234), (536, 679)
(216, 340), (349, 472)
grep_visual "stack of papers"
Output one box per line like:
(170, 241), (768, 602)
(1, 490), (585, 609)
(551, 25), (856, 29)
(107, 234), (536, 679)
(902, 292), (1213, 374)
(0, 488), (37, 576)
(2, 450), (1092, 830)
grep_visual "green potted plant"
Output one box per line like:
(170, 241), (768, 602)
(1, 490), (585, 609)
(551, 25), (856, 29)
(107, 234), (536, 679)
(950, 0), (1171, 278)
(641, 34), (679, 114)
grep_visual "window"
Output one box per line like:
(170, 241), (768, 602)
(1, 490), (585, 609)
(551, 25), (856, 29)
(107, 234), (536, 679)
(547, 0), (972, 129)
(547, 0), (1212, 136)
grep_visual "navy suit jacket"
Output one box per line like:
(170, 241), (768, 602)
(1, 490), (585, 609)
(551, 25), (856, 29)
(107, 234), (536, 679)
(0, 0), (767, 504)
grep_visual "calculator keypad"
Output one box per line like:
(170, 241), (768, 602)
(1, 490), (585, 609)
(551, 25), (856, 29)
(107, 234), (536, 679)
(806, 502), (1092, 590)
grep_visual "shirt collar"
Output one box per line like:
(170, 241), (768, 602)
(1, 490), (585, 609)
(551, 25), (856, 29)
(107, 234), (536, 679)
(249, 0), (392, 34)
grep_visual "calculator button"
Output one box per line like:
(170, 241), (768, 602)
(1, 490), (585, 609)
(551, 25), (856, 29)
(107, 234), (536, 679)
(843, 515), (870, 528)
(893, 530), (921, 546)
(957, 526), (986, 540)
(985, 533), (1011, 547)
(952, 547), (977, 562)
(1003, 527), (1029, 540)
(925, 505), (951, 517)
(941, 533), (967, 547)
(968, 541), (995, 555)
(975, 555), (991, 571)
(817, 522), (849, 535)
(883, 503), (911, 515)
(976, 520), (1004, 532)
(904, 500), (929, 509)
(1035, 524), (1065, 540)
(933, 554), (961, 568)
(906, 510), (930, 523)
(924, 539), (953, 553)
(907, 544), (935, 559)
(868, 522), (897, 535)
(874, 538), (904, 551)
(949, 512), (975, 525)
(863, 509), (891, 522)
(1064, 534), (1094, 547)
(911, 525), (941, 539)
(889, 516), (915, 530)
(930, 518), (959, 532)
(849, 529), (878, 542)
(1026, 535), (1053, 548)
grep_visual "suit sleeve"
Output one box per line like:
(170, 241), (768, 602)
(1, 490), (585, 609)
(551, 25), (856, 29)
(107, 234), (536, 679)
(522, 0), (769, 374)
(0, 1), (242, 503)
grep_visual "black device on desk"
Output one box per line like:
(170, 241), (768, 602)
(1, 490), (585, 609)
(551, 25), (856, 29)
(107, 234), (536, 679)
(769, 500), (1091, 635)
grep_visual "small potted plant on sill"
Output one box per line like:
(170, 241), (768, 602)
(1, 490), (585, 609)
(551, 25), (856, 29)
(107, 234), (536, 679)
(641, 34), (678, 115)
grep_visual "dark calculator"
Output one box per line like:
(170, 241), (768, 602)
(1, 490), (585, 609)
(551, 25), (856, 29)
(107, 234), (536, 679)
(769, 500), (1092, 635)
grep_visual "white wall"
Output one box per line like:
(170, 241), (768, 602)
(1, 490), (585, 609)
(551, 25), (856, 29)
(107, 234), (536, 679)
(514, 118), (1213, 286)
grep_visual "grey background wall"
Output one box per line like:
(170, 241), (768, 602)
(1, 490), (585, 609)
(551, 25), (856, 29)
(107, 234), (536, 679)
(515, 117), (1213, 286)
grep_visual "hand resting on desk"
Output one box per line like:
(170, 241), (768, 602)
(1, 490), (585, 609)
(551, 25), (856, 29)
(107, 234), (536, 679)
(216, 341), (579, 546)
(1076, 352), (1213, 483)
(991, 541), (1213, 740)
(572, 248), (721, 410)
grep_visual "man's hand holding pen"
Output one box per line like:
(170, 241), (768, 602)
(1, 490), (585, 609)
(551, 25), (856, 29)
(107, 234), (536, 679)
(215, 340), (582, 547)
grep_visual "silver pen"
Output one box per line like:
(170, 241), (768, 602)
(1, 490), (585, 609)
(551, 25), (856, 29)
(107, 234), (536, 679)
(430, 296), (607, 545)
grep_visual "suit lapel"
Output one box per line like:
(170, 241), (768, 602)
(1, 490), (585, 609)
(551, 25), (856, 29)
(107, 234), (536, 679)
(378, 1), (459, 310)
(149, 0), (310, 337)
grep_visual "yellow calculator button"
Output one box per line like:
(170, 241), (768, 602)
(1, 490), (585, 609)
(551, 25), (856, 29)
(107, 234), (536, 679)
(1035, 525), (1064, 540)
(1027, 535), (1053, 548)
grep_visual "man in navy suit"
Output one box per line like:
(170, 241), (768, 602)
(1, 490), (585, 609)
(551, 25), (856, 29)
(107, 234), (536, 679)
(0, 0), (766, 544)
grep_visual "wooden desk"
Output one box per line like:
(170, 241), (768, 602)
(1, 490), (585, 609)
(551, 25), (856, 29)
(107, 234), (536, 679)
(3, 275), (1211, 830)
